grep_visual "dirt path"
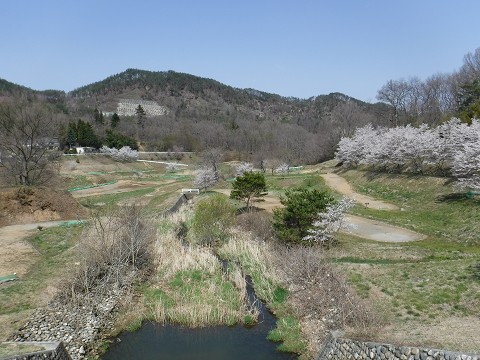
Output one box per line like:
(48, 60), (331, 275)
(320, 173), (399, 210)
(215, 188), (423, 242)
(0, 221), (67, 277)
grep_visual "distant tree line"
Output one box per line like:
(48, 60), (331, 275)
(376, 47), (480, 125)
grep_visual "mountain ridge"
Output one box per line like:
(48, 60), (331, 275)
(1, 68), (383, 107)
(0, 69), (391, 163)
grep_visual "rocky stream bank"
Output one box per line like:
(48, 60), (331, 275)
(8, 284), (130, 359)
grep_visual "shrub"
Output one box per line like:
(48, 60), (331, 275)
(236, 211), (274, 241)
(60, 205), (155, 301)
(273, 246), (381, 334)
(191, 194), (236, 246)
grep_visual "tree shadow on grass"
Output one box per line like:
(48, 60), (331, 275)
(435, 192), (472, 203)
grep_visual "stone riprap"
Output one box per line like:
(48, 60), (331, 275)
(7, 288), (124, 360)
(318, 333), (479, 360)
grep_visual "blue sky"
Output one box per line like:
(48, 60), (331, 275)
(1, 0), (479, 102)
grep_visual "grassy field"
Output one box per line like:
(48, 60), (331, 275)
(0, 223), (84, 340)
(127, 162), (480, 352)
(330, 169), (480, 352)
(3, 156), (479, 356)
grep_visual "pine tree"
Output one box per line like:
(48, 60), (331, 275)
(66, 122), (77, 148)
(230, 172), (267, 209)
(94, 107), (104, 125)
(135, 105), (146, 129)
(110, 112), (120, 128)
(77, 119), (101, 148)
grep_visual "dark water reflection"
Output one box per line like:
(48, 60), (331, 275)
(102, 321), (298, 360)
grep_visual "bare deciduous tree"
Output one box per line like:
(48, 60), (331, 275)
(200, 148), (223, 173)
(0, 102), (60, 186)
(64, 205), (155, 301)
(459, 47), (480, 82)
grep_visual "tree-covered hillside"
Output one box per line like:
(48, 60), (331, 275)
(2, 47), (479, 165)
(63, 69), (390, 162)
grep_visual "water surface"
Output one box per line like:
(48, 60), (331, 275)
(103, 321), (298, 360)
(103, 273), (298, 359)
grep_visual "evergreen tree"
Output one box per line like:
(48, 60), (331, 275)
(230, 172), (267, 209)
(458, 80), (480, 123)
(105, 129), (138, 150)
(110, 112), (120, 128)
(135, 105), (146, 129)
(66, 122), (77, 148)
(77, 119), (101, 148)
(273, 187), (334, 244)
(94, 107), (104, 125)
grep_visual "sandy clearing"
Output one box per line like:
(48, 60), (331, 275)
(214, 189), (423, 242)
(214, 189), (282, 211)
(320, 173), (399, 210)
(343, 215), (426, 242)
(0, 221), (67, 277)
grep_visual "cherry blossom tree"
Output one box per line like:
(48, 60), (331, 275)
(274, 163), (290, 175)
(336, 124), (379, 168)
(194, 167), (219, 191)
(166, 163), (181, 173)
(452, 140), (480, 190)
(100, 146), (138, 162)
(303, 197), (355, 247)
(235, 162), (253, 176)
(336, 119), (480, 178)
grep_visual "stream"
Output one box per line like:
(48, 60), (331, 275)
(102, 276), (298, 360)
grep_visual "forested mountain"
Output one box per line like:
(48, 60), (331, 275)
(62, 69), (391, 163)
(0, 69), (400, 164)
(2, 47), (480, 166)
(0, 78), (36, 97)
(68, 68), (387, 121)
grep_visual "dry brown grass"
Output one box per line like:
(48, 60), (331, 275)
(150, 206), (257, 327)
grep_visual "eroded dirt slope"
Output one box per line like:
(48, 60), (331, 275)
(0, 187), (87, 227)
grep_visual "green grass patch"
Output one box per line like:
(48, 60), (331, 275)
(266, 173), (328, 192)
(68, 181), (116, 192)
(341, 170), (480, 246)
(273, 286), (288, 304)
(65, 175), (94, 189)
(329, 169), (480, 324)
(0, 223), (84, 315)
(335, 256), (412, 265)
(348, 273), (371, 298)
(267, 315), (306, 354)
(145, 268), (244, 327)
(79, 187), (156, 208)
